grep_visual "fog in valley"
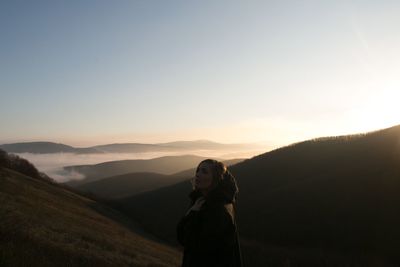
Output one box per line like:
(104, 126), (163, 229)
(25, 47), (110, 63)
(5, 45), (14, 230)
(16, 148), (267, 183)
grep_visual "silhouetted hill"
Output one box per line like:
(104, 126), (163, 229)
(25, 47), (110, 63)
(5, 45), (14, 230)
(0, 159), (181, 266)
(65, 155), (221, 186)
(112, 124), (400, 266)
(1, 140), (260, 154)
(75, 158), (244, 199)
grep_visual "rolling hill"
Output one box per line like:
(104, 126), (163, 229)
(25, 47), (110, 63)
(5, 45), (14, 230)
(64, 155), (232, 186)
(0, 166), (181, 266)
(75, 158), (244, 199)
(65, 155), (213, 180)
(110, 124), (400, 266)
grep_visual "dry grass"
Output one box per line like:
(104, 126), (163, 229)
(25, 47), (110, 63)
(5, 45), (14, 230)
(0, 167), (181, 267)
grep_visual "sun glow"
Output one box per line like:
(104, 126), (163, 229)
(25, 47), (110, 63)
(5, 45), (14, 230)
(343, 84), (400, 133)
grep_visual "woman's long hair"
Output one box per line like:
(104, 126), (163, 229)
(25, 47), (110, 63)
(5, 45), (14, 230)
(191, 159), (227, 191)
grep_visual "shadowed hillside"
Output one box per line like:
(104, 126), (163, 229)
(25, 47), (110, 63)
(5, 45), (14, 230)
(65, 155), (218, 186)
(111, 124), (400, 266)
(77, 172), (172, 199)
(76, 158), (244, 199)
(0, 152), (181, 267)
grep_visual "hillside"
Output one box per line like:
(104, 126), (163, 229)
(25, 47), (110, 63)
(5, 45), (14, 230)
(0, 167), (181, 267)
(111, 124), (400, 266)
(74, 158), (244, 199)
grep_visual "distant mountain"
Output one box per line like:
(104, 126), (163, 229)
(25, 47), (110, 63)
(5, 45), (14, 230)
(65, 155), (224, 186)
(75, 158), (245, 199)
(0, 141), (101, 154)
(91, 143), (179, 153)
(0, 140), (261, 154)
(157, 140), (261, 150)
(0, 156), (181, 266)
(111, 124), (400, 266)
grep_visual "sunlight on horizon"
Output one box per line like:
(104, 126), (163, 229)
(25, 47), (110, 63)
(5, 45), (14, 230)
(345, 90), (399, 134)
(1, 1), (399, 153)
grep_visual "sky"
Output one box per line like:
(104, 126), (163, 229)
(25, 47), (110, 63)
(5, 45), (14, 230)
(1, 0), (399, 148)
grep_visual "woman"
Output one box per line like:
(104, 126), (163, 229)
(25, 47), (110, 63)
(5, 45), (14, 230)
(176, 159), (243, 267)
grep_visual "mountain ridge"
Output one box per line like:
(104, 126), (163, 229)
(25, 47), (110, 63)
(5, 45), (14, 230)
(0, 140), (262, 154)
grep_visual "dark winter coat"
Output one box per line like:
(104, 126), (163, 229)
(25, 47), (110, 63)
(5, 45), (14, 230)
(176, 172), (243, 267)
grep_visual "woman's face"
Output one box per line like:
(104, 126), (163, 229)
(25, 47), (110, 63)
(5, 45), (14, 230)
(194, 162), (214, 190)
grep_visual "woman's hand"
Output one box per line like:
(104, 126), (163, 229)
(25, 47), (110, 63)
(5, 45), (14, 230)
(185, 196), (205, 215)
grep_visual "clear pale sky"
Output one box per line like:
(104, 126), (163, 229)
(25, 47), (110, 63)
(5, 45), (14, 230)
(1, 1), (399, 148)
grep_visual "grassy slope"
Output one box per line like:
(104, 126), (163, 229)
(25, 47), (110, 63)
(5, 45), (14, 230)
(0, 167), (181, 267)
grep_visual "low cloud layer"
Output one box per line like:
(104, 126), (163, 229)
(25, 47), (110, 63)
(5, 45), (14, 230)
(16, 149), (266, 183)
